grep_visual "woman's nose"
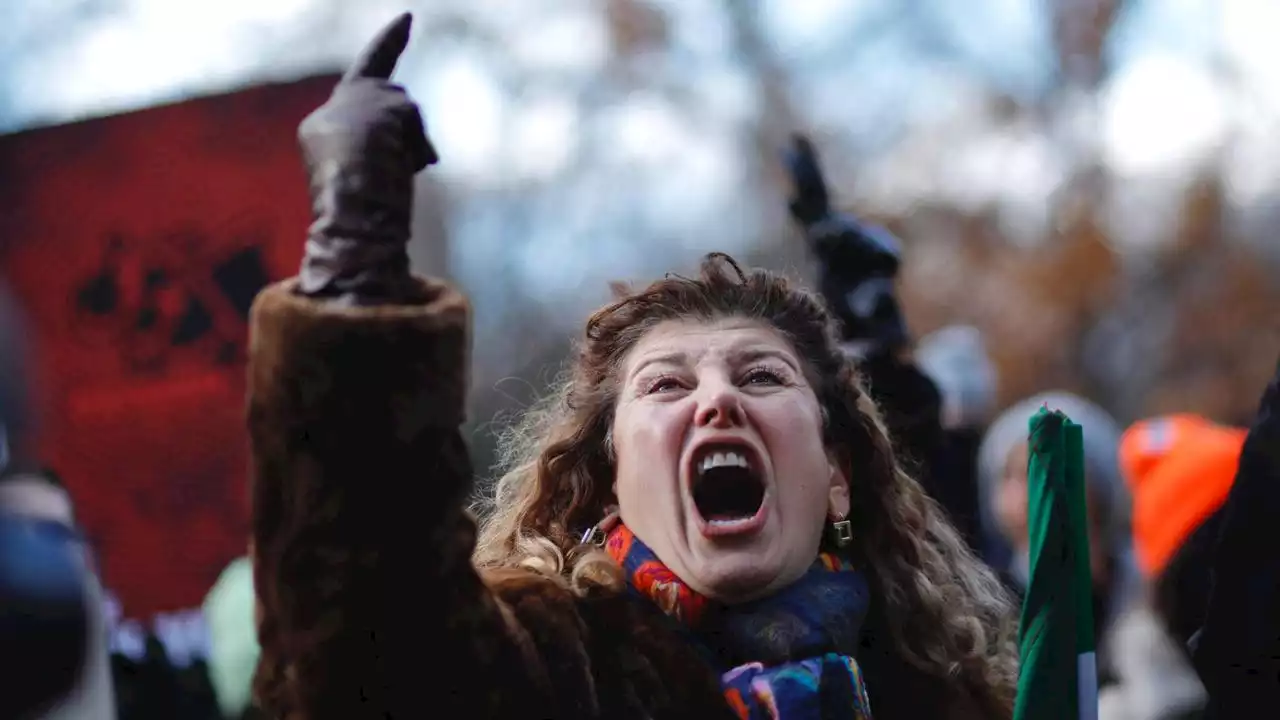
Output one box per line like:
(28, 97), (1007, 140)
(694, 383), (745, 429)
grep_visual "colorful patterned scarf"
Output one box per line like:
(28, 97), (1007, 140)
(604, 524), (874, 719)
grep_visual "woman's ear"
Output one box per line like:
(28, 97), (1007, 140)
(828, 484), (850, 520)
(827, 450), (851, 519)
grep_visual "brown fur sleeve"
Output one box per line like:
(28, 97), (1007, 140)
(246, 278), (558, 718)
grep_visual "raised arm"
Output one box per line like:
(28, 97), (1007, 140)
(245, 16), (550, 718)
(781, 137), (949, 517)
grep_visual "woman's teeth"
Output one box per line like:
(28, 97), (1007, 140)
(707, 516), (758, 529)
(698, 450), (751, 474)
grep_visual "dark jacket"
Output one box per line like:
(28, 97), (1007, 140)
(1194, 358), (1280, 717)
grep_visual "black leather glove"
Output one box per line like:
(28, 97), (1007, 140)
(782, 135), (908, 352)
(297, 13), (439, 305)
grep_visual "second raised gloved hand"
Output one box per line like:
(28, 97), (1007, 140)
(782, 134), (908, 352)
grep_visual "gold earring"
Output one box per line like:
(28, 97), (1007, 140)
(829, 514), (853, 548)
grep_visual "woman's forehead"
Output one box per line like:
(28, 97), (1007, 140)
(624, 318), (800, 373)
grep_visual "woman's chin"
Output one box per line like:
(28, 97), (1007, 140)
(676, 502), (791, 600)
(683, 534), (785, 601)
(688, 558), (780, 602)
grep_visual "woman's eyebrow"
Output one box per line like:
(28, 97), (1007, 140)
(629, 351), (688, 378)
(727, 347), (799, 371)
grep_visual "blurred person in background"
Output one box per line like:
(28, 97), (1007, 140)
(111, 628), (222, 720)
(977, 392), (1140, 688)
(782, 138), (968, 543)
(105, 562), (221, 719)
(247, 14), (1019, 720)
(1193, 357), (1280, 719)
(1, 278), (117, 719)
(0, 466), (117, 720)
(1095, 414), (1245, 720)
(203, 554), (264, 720)
(914, 325), (998, 551)
(6, 471), (224, 720)
(1121, 415), (1240, 651)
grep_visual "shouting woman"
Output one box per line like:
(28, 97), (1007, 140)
(248, 14), (1018, 720)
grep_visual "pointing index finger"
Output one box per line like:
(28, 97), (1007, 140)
(343, 12), (413, 83)
(787, 134), (821, 179)
(791, 134), (816, 164)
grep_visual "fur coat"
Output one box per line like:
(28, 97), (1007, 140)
(246, 277), (994, 720)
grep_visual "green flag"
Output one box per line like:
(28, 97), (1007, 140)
(1014, 408), (1098, 720)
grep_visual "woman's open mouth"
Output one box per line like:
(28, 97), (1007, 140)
(689, 444), (768, 537)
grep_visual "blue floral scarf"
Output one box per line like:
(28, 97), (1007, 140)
(604, 524), (874, 719)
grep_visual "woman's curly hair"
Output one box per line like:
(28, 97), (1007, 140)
(474, 253), (1019, 715)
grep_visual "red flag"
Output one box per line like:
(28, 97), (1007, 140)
(0, 74), (339, 617)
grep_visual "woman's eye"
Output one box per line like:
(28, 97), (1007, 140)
(743, 368), (783, 385)
(647, 377), (683, 394)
